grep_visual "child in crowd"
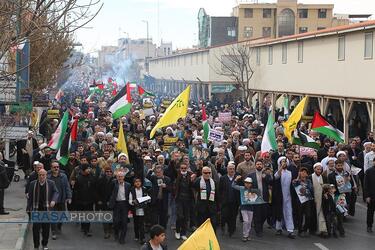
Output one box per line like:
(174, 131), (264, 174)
(232, 176), (261, 242)
(322, 184), (338, 238)
(129, 177), (151, 244)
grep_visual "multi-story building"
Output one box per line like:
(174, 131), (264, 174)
(198, 8), (238, 48)
(156, 41), (173, 57)
(148, 20), (375, 140)
(97, 45), (118, 71)
(233, 0), (349, 41)
(118, 38), (157, 60)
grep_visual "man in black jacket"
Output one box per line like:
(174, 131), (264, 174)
(147, 165), (171, 229)
(108, 171), (131, 244)
(249, 159), (273, 237)
(27, 169), (59, 249)
(219, 162), (239, 237)
(73, 164), (96, 237)
(364, 158), (375, 233)
(0, 155), (10, 215)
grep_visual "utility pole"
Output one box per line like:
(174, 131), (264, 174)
(142, 20), (150, 73)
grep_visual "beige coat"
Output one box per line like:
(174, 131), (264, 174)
(312, 173), (327, 233)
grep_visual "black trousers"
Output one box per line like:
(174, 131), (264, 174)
(134, 215), (145, 240)
(297, 201), (312, 233)
(176, 199), (191, 235)
(152, 200), (168, 228)
(348, 191), (357, 216)
(220, 202), (238, 234)
(0, 188), (4, 211)
(113, 201), (129, 241)
(367, 200), (375, 228)
(325, 212), (337, 236)
(254, 203), (269, 233)
(77, 203), (93, 233)
(197, 207), (217, 231)
(336, 212), (345, 235)
(33, 223), (50, 248)
(51, 203), (65, 233)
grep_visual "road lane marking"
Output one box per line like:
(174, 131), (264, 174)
(314, 243), (329, 250)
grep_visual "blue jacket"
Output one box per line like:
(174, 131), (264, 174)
(27, 179), (59, 211)
(47, 171), (72, 204)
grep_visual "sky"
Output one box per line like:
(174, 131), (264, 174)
(75, 0), (375, 53)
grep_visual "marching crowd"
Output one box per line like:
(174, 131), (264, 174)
(2, 85), (375, 250)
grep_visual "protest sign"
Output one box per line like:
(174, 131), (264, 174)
(208, 129), (224, 142)
(240, 188), (265, 205)
(218, 112), (232, 123)
(294, 184), (313, 204)
(163, 137), (178, 151)
(336, 175), (352, 193)
(351, 166), (362, 176)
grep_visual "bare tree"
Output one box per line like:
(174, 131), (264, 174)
(0, 0), (102, 83)
(213, 42), (254, 107)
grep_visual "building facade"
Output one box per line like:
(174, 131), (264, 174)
(198, 8), (238, 48)
(233, 0), (348, 41)
(148, 20), (375, 140)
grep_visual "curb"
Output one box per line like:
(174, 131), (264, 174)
(14, 216), (29, 250)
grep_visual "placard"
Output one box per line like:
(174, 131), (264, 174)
(294, 183), (313, 204)
(336, 174), (352, 193)
(0, 126), (29, 140)
(208, 129), (224, 142)
(47, 110), (60, 119)
(218, 112), (232, 122)
(163, 137), (178, 151)
(240, 188), (265, 205)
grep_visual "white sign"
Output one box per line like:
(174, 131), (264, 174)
(0, 77), (17, 103)
(208, 129), (224, 142)
(0, 126), (29, 140)
(143, 108), (154, 116)
(218, 112), (232, 122)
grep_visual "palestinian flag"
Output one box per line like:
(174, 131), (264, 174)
(261, 112), (277, 155)
(311, 112), (344, 143)
(138, 85), (155, 97)
(292, 129), (320, 149)
(48, 111), (69, 150)
(56, 118), (78, 165)
(202, 105), (210, 144)
(108, 83), (132, 119)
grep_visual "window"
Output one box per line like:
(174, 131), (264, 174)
(298, 41), (303, 63)
(268, 46), (273, 65)
(263, 27), (271, 37)
(318, 9), (327, 18)
(338, 36), (345, 61)
(278, 9), (295, 37)
(299, 27), (308, 34)
(244, 8), (253, 18)
(256, 47), (261, 65)
(365, 32), (373, 59)
(263, 8), (272, 18)
(298, 9), (308, 18)
(244, 26), (253, 38)
(317, 27), (326, 31)
(227, 27), (236, 37)
(282, 43), (287, 64)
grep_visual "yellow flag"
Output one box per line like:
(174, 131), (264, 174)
(150, 85), (191, 138)
(283, 96), (307, 142)
(178, 218), (220, 250)
(116, 120), (129, 164)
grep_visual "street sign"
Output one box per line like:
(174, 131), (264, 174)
(0, 126), (29, 140)
(211, 84), (236, 93)
(0, 76), (17, 104)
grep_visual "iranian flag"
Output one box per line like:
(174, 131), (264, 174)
(108, 83), (132, 119)
(56, 117), (78, 166)
(311, 112), (344, 143)
(48, 111), (69, 150)
(202, 105), (210, 144)
(138, 85), (155, 97)
(261, 112), (277, 155)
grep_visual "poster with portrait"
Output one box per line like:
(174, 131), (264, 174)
(240, 188), (265, 205)
(294, 184), (313, 204)
(336, 174), (352, 193)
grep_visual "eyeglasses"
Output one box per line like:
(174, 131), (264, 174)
(203, 172), (211, 174)
(105, 170), (112, 173)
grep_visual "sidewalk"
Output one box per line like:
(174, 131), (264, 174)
(0, 171), (29, 250)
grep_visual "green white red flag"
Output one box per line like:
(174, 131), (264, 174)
(48, 111), (69, 150)
(261, 112), (277, 155)
(202, 105), (210, 144)
(311, 112), (344, 142)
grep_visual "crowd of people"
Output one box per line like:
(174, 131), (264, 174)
(2, 84), (375, 250)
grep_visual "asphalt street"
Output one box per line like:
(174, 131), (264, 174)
(24, 201), (375, 250)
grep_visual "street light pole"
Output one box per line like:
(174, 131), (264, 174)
(142, 20), (150, 59)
